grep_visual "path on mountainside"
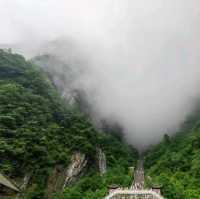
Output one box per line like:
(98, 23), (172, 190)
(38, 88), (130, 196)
(104, 157), (165, 199)
(130, 158), (144, 190)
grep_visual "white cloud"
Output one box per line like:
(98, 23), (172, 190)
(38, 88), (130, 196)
(1, 0), (200, 148)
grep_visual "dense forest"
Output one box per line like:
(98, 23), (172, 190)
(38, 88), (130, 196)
(2, 49), (200, 199)
(0, 49), (138, 199)
(145, 111), (200, 199)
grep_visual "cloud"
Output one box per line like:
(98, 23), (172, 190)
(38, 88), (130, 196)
(1, 0), (200, 148)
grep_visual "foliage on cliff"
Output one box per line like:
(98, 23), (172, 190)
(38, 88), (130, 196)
(0, 49), (138, 199)
(145, 112), (200, 199)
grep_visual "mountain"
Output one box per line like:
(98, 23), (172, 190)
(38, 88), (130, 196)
(3, 48), (200, 199)
(0, 49), (138, 199)
(144, 111), (200, 199)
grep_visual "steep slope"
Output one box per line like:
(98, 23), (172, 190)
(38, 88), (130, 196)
(0, 49), (138, 199)
(144, 113), (200, 199)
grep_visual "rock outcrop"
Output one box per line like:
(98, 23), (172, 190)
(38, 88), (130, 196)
(97, 148), (107, 175)
(46, 152), (87, 198)
(63, 152), (87, 189)
(16, 172), (32, 199)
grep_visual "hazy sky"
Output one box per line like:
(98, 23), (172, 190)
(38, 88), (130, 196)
(1, 0), (200, 148)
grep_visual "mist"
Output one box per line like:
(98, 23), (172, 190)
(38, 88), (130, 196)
(1, 0), (200, 148)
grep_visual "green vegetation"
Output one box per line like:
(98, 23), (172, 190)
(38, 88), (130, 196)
(55, 132), (138, 199)
(0, 49), (138, 199)
(145, 113), (200, 199)
(54, 167), (130, 199)
(3, 48), (200, 199)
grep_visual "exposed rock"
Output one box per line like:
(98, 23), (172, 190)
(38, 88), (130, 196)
(20, 173), (32, 191)
(97, 148), (107, 175)
(46, 152), (87, 198)
(16, 172), (32, 199)
(63, 152), (87, 189)
(0, 173), (19, 199)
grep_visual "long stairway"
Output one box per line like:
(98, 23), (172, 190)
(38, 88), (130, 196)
(104, 159), (164, 199)
(130, 159), (144, 190)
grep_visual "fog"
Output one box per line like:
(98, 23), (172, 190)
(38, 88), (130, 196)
(1, 0), (200, 148)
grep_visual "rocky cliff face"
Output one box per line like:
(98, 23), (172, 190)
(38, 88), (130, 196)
(46, 152), (87, 198)
(97, 148), (107, 175)
(16, 173), (32, 199)
(63, 152), (87, 189)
